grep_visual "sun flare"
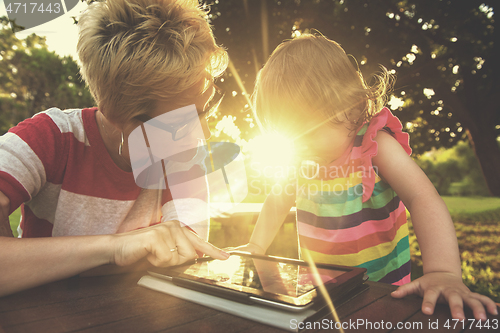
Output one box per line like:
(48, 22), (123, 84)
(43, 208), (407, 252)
(248, 133), (294, 169)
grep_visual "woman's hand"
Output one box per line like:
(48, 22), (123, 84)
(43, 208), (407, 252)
(111, 220), (230, 267)
(391, 272), (498, 320)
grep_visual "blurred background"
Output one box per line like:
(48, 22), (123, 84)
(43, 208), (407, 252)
(1, 0), (499, 302)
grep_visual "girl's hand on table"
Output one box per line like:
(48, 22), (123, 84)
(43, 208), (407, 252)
(391, 271), (498, 320)
(111, 220), (230, 267)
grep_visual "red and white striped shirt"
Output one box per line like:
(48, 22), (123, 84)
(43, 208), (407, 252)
(0, 107), (172, 237)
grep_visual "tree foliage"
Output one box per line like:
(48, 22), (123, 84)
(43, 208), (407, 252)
(208, 0), (500, 196)
(0, 17), (94, 135)
(2, 1), (499, 195)
(416, 141), (490, 196)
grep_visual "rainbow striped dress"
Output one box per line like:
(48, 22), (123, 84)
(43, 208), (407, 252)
(296, 108), (412, 285)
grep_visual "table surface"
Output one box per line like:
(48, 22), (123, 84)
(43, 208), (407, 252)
(0, 271), (498, 333)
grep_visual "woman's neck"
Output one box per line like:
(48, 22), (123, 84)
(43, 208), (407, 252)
(96, 111), (132, 172)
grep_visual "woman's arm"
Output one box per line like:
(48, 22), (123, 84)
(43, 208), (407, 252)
(372, 131), (497, 320)
(0, 191), (229, 297)
(0, 234), (113, 296)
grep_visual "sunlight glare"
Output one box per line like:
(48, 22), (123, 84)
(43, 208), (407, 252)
(388, 95), (404, 110)
(248, 133), (294, 169)
(423, 88), (435, 99)
(208, 255), (242, 282)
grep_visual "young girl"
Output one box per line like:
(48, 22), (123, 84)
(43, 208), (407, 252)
(238, 34), (497, 320)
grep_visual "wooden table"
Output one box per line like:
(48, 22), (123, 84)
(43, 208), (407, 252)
(0, 271), (498, 332)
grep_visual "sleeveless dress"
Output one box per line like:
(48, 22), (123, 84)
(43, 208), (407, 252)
(296, 107), (412, 285)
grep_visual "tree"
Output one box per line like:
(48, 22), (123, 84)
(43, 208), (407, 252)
(0, 17), (94, 135)
(416, 141), (489, 196)
(208, 0), (500, 196)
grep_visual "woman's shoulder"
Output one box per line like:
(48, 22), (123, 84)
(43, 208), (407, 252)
(10, 108), (84, 133)
(11, 107), (98, 145)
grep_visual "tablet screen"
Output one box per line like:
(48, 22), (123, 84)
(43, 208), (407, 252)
(167, 254), (346, 298)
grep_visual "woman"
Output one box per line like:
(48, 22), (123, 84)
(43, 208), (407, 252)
(0, 0), (230, 297)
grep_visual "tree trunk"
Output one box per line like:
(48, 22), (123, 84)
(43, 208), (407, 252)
(435, 85), (500, 197)
(466, 121), (500, 197)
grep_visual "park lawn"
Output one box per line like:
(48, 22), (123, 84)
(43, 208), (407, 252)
(443, 196), (500, 213)
(442, 196), (500, 222)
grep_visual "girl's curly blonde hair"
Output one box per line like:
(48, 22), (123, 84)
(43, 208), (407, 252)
(253, 34), (393, 136)
(77, 0), (228, 124)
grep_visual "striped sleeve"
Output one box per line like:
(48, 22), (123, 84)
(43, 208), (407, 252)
(0, 108), (70, 214)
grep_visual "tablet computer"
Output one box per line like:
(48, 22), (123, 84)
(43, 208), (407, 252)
(148, 252), (367, 312)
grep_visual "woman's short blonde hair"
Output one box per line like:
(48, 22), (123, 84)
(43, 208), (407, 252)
(77, 0), (228, 124)
(252, 34), (392, 135)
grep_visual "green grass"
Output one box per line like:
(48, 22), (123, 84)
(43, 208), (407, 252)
(442, 196), (500, 223)
(8, 207), (21, 238)
(442, 196), (500, 213)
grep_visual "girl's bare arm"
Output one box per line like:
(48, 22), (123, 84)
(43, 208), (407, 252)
(373, 131), (497, 320)
(237, 180), (296, 254)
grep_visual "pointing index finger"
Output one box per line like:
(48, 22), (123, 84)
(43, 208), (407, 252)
(183, 228), (230, 260)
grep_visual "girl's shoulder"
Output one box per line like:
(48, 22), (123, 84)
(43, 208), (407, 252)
(349, 108), (411, 202)
(358, 107), (412, 156)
